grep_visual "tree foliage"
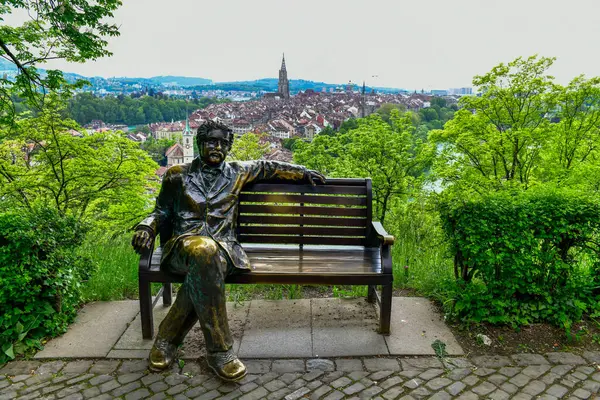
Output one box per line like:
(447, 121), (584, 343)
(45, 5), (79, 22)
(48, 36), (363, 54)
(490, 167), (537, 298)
(294, 111), (433, 224)
(228, 132), (270, 161)
(0, 0), (121, 125)
(430, 55), (600, 195)
(0, 95), (158, 232)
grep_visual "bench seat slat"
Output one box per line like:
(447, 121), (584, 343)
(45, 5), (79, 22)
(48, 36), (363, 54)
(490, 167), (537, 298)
(238, 215), (367, 227)
(243, 184), (367, 195)
(239, 205), (366, 217)
(238, 226), (366, 236)
(240, 193), (367, 206)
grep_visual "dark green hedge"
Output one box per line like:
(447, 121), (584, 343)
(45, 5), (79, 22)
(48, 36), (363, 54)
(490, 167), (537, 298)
(439, 189), (600, 328)
(0, 208), (94, 363)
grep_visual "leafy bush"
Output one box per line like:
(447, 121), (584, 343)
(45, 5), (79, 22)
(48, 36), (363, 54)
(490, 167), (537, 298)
(439, 188), (600, 329)
(0, 207), (94, 363)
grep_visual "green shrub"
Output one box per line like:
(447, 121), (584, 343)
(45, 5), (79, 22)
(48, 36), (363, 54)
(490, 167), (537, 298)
(439, 188), (600, 329)
(0, 207), (94, 363)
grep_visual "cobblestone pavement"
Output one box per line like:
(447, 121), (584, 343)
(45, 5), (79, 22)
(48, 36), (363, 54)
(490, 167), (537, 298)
(1, 352), (600, 399)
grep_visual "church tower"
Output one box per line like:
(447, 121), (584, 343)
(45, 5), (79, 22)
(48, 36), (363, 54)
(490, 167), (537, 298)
(278, 53), (290, 99)
(182, 116), (194, 163)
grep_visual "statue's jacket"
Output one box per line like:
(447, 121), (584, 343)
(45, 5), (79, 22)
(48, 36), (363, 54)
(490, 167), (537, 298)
(138, 158), (307, 271)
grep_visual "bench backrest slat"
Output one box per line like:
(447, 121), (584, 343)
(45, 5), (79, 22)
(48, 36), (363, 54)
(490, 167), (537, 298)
(238, 178), (371, 246)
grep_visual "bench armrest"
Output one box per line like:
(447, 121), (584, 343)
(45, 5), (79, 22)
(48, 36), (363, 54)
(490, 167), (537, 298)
(371, 221), (395, 246)
(138, 238), (155, 271)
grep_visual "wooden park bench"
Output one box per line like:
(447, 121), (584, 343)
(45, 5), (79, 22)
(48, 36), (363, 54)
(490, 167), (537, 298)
(137, 178), (395, 339)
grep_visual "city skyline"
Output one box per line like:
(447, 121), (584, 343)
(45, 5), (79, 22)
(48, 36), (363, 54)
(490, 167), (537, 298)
(5, 0), (600, 90)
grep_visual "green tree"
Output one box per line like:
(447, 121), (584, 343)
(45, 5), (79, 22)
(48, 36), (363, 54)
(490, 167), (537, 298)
(0, 95), (158, 232)
(140, 137), (176, 166)
(0, 0), (121, 124)
(228, 133), (270, 161)
(430, 55), (558, 194)
(295, 110), (433, 224)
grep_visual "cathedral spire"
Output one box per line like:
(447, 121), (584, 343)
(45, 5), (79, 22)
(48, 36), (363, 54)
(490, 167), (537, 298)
(281, 53), (286, 71)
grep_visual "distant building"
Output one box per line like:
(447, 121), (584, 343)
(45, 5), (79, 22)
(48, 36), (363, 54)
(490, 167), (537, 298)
(182, 116), (194, 164)
(448, 87), (473, 95)
(166, 143), (184, 167)
(277, 54), (290, 99)
(431, 89), (448, 96)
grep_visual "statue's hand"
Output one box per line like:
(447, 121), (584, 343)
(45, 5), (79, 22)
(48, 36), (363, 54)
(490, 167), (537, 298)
(306, 170), (326, 186)
(132, 229), (154, 254)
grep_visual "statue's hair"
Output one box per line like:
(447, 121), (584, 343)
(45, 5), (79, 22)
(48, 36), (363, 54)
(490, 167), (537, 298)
(196, 120), (234, 147)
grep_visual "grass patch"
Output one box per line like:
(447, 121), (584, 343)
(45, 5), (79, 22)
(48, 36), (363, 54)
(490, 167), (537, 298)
(80, 234), (140, 301)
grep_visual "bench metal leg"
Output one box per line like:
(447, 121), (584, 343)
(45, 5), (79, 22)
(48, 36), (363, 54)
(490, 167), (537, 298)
(139, 279), (154, 339)
(367, 285), (376, 303)
(163, 283), (173, 306)
(379, 283), (392, 335)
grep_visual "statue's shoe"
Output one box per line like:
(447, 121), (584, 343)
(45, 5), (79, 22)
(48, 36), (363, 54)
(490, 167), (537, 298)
(148, 338), (178, 371)
(207, 352), (247, 382)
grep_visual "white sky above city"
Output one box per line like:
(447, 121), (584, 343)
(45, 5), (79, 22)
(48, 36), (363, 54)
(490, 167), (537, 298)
(9, 0), (600, 90)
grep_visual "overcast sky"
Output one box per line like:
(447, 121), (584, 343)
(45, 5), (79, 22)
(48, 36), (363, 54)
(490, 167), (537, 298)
(12, 0), (600, 90)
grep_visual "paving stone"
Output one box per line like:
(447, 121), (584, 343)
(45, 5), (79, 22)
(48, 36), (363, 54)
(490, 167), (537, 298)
(552, 365), (575, 376)
(89, 361), (120, 374)
(444, 381), (466, 396)
(546, 352), (587, 365)
(331, 376), (352, 388)
(265, 379), (286, 392)
(399, 370), (421, 379)
(118, 360), (148, 373)
(0, 391), (17, 400)
(245, 359), (272, 374)
(471, 381), (496, 395)
(165, 373), (188, 386)
(581, 380), (600, 393)
(195, 389), (220, 400)
(62, 361), (93, 374)
(472, 367), (495, 376)
(88, 395), (114, 400)
(571, 388), (592, 398)
(308, 380), (323, 390)
(512, 353), (549, 366)
(403, 377), (423, 389)
(148, 380), (169, 393)
(348, 371), (369, 381)
(240, 381), (259, 393)
(188, 374), (211, 386)
(89, 375), (113, 386)
(239, 386), (268, 400)
(306, 359), (335, 372)
(335, 359), (363, 372)
(379, 375), (402, 390)
(560, 378), (576, 388)
(220, 389), (244, 400)
(125, 388), (151, 400)
(322, 371), (344, 383)
(66, 373), (94, 386)
(184, 386), (207, 398)
(285, 387), (310, 400)
(498, 367), (521, 377)
(427, 377), (452, 390)
(343, 382), (366, 395)
(446, 368), (471, 381)
(360, 385), (383, 398)
(522, 364), (551, 378)
(289, 378), (308, 390)
(488, 389), (510, 400)
(311, 385), (333, 399)
(418, 368), (443, 380)
(487, 373), (508, 385)
(117, 373), (145, 384)
(382, 385), (404, 399)
(98, 379), (121, 393)
(303, 370), (325, 381)
(364, 358), (400, 372)
(546, 383), (570, 397)
(570, 371), (588, 381)
(62, 393), (84, 400)
(272, 360), (305, 373)
(369, 370), (394, 381)
(536, 395), (558, 400)
(541, 372), (562, 385)
(203, 377), (223, 390)
(400, 358), (442, 370)
(583, 351), (600, 364)
(592, 372), (600, 382)
(279, 372), (302, 385)
(255, 372), (279, 385)
(461, 375), (479, 386)
(360, 377), (376, 388)
(576, 366), (595, 375)
(499, 382), (518, 394)
(471, 355), (512, 368)
(140, 374), (162, 386)
(443, 358), (474, 369)
(410, 386), (431, 398)
(522, 380), (546, 396)
(427, 392), (451, 400)
(509, 373), (532, 387)
(0, 361), (41, 375)
(82, 387), (101, 399)
(147, 393), (168, 400)
(167, 383), (188, 395)
(322, 390), (345, 400)
(268, 387), (293, 400)
(511, 394), (532, 400)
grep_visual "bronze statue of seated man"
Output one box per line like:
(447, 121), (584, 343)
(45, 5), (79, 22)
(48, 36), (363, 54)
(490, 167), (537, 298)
(132, 120), (325, 381)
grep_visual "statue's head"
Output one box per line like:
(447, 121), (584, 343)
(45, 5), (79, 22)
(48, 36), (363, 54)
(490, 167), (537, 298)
(196, 120), (234, 166)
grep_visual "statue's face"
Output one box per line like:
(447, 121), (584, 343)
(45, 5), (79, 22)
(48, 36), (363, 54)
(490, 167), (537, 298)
(200, 129), (231, 166)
